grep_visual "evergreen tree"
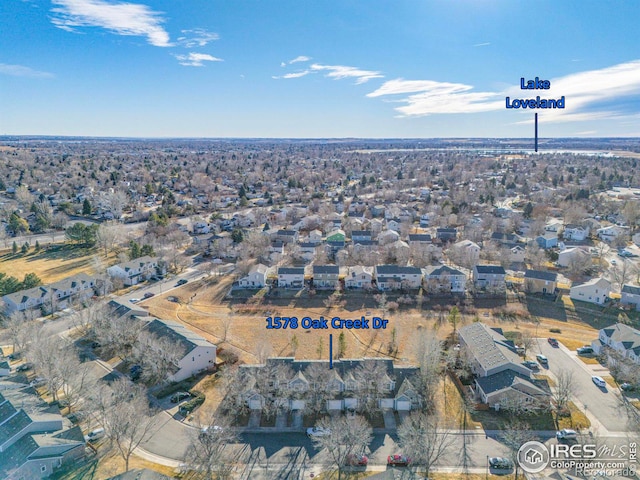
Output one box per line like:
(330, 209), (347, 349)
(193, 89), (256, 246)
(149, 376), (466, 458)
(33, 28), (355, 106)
(82, 198), (92, 215)
(12, 241), (18, 254)
(35, 240), (41, 251)
(21, 242), (29, 254)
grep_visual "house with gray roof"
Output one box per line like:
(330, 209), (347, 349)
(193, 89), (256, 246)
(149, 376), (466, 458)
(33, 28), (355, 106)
(106, 256), (162, 286)
(592, 323), (640, 366)
(0, 391), (85, 480)
(238, 264), (270, 288)
(524, 270), (558, 294)
(621, 284), (640, 311)
(374, 265), (422, 290)
(277, 267), (305, 288)
(458, 323), (549, 409)
(472, 265), (506, 291)
(144, 317), (217, 381)
(423, 265), (466, 294)
(2, 273), (96, 316)
(311, 265), (340, 290)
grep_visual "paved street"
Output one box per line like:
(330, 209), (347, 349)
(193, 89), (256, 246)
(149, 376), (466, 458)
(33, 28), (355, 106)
(535, 338), (631, 432)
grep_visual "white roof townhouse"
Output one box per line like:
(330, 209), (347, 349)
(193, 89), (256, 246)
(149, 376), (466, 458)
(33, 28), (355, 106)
(569, 277), (611, 305)
(238, 264), (270, 288)
(591, 323), (640, 366)
(345, 266), (373, 289)
(106, 256), (161, 286)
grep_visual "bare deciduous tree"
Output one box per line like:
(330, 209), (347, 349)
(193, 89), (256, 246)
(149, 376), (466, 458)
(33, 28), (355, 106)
(132, 330), (186, 384)
(553, 370), (575, 414)
(413, 331), (443, 411)
(89, 378), (158, 472)
(185, 414), (238, 480)
(397, 412), (456, 478)
(309, 415), (373, 480)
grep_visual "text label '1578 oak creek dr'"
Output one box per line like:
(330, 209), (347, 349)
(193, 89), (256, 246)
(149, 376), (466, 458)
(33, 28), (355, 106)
(265, 316), (389, 330)
(505, 77), (565, 109)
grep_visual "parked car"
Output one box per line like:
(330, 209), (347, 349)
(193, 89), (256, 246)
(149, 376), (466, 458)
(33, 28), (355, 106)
(85, 427), (105, 442)
(199, 425), (223, 439)
(387, 454), (411, 467)
(620, 382), (636, 391)
(556, 429), (578, 440)
(129, 298), (140, 304)
(176, 279), (188, 286)
(536, 354), (548, 365)
(345, 453), (368, 466)
(592, 376), (607, 388)
(16, 362), (33, 372)
(29, 377), (46, 387)
(143, 292), (156, 299)
(522, 360), (540, 370)
(547, 338), (559, 347)
(489, 457), (514, 470)
(171, 391), (192, 403)
(307, 427), (331, 437)
(577, 346), (594, 355)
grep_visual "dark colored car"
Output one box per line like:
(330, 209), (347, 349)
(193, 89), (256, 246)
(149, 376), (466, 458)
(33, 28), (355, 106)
(548, 338), (559, 347)
(176, 279), (188, 286)
(143, 292), (156, 299)
(387, 454), (411, 467)
(522, 360), (540, 370)
(16, 362), (33, 372)
(489, 457), (514, 470)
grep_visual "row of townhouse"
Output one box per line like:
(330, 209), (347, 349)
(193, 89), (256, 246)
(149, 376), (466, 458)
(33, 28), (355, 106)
(106, 256), (164, 286)
(237, 357), (421, 413)
(591, 322), (640, 366)
(2, 273), (97, 316)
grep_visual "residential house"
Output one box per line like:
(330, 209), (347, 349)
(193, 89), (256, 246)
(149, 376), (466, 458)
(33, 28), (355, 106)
(345, 266), (373, 289)
(472, 265), (506, 291)
(597, 225), (630, 242)
(2, 273), (97, 316)
(351, 230), (372, 243)
(374, 265), (422, 290)
(436, 228), (457, 243)
(408, 234), (432, 246)
(458, 323), (550, 409)
(570, 277), (611, 305)
(490, 232), (519, 245)
(536, 233), (558, 249)
(524, 270), (558, 294)
(237, 357), (420, 413)
(312, 265), (340, 290)
(563, 224), (590, 241)
(308, 229), (323, 245)
(106, 256), (161, 286)
(621, 284), (640, 311)
(275, 229), (299, 244)
(557, 247), (590, 267)
(451, 240), (481, 265)
(423, 265), (466, 294)
(545, 219), (564, 234)
(144, 317), (217, 382)
(326, 229), (346, 243)
(277, 267), (305, 288)
(377, 230), (400, 245)
(0, 390), (86, 480)
(238, 264), (270, 288)
(591, 323), (640, 366)
(386, 219), (401, 233)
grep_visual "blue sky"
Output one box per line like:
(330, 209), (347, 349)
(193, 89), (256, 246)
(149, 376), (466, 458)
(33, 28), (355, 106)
(1, 0), (639, 138)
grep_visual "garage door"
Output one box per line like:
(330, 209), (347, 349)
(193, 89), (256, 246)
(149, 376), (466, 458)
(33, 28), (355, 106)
(326, 400), (343, 411)
(396, 400), (411, 411)
(249, 398), (263, 410)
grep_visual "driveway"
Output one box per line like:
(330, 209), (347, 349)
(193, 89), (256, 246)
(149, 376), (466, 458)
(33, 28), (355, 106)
(535, 339), (631, 432)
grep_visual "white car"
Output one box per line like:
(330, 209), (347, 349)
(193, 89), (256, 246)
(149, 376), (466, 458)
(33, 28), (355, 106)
(536, 354), (548, 365)
(85, 427), (105, 442)
(556, 428), (578, 440)
(307, 427), (331, 437)
(129, 298), (140, 303)
(592, 376), (607, 388)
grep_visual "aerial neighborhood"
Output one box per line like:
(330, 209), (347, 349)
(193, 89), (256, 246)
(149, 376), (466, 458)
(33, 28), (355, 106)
(0, 138), (639, 479)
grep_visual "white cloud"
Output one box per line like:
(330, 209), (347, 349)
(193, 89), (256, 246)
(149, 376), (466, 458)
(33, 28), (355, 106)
(473, 42), (491, 47)
(51, 0), (171, 47)
(174, 52), (222, 67)
(289, 55), (310, 64)
(177, 28), (219, 47)
(368, 60), (640, 123)
(310, 63), (383, 84)
(272, 70), (311, 80)
(0, 63), (54, 78)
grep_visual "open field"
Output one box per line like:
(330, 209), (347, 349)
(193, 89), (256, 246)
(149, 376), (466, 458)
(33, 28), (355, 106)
(145, 280), (603, 366)
(51, 451), (179, 480)
(0, 244), (116, 283)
